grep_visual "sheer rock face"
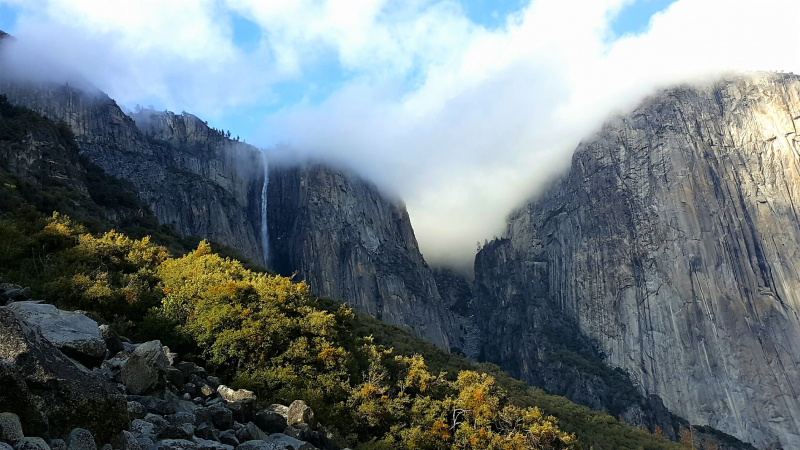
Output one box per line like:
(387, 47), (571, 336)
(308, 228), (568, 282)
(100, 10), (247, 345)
(476, 73), (800, 448)
(267, 164), (474, 351)
(0, 78), (471, 352)
(0, 83), (267, 263)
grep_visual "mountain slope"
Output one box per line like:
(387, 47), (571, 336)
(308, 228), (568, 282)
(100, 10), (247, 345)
(0, 81), (268, 263)
(0, 97), (692, 450)
(476, 72), (800, 448)
(0, 67), (470, 353)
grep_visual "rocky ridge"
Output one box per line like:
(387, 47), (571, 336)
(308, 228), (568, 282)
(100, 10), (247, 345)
(475, 72), (800, 448)
(0, 59), (469, 353)
(0, 82), (267, 264)
(0, 283), (340, 450)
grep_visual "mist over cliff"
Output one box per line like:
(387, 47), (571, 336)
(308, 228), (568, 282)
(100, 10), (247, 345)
(0, 0), (797, 269)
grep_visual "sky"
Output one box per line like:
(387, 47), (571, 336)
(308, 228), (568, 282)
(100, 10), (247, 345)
(0, 0), (797, 269)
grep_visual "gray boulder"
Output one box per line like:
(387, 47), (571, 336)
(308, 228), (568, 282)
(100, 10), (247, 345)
(216, 431), (237, 448)
(234, 423), (266, 443)
(148, 439), (198, 450)
(157, 424), (194, 441)
(283, 425), (314, 443)
(8, 303), (106, 368)
(12, 438), (49, 450)
(253, 408), (286, 435)
(0, 284), (30, 306)
(0, 309), (128, 443)
(165, 413), (195, 427)
(265, 434), (317, 450)
(192, 424), (215, 442)
(286, 401), (316, 429)
(109, 431), (138, 450)
(0, 444), (12, 450)
(128, 420), (155, 439)
(48, 440), (65, 450)
(65, 429), (96, 450)
(127, 401), (147, 420)
(165, 368), (185, 388)
(0, 413), (23, 443)
(234, 442), (273, 450)
(216, 386), (255, 404)
(97, 325), (123, 358)
(203, 405), (232, 431)
(126, 396), (174, 416)
(120, 341), (169, 395)
(189, 438), (231, 450)
(266, 405), (288, 419)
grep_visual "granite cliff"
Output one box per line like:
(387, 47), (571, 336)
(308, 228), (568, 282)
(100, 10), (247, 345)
(0, 81), (267, 263)
(267, 163), (474, 351)
(0, 51), (469, 353)
(474, 72), (800, 448)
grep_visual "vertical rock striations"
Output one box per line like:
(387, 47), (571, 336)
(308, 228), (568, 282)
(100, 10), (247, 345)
(475, 72), (800, 448)
(267, 163), (474, 351)
(0, 82), (267, 262)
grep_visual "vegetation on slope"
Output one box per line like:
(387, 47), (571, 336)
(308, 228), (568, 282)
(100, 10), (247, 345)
(0, 95), (690, 449)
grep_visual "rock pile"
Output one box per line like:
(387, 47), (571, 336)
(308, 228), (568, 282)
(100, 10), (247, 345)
(0, 287), (346, 450)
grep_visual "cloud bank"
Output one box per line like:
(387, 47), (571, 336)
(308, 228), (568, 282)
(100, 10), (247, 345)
(1, 0), (798, 268)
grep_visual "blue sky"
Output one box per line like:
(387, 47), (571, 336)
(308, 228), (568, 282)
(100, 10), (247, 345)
(208, 0), (677, 141)
(0, 0), (676, 140)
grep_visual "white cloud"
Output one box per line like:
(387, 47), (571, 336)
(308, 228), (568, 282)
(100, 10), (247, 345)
(1, 0), (798, 269)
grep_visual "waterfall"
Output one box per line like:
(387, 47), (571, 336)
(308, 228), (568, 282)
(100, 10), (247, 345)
(260, 152), (270, 266)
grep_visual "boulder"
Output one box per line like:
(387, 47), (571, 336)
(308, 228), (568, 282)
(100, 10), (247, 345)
(0, 284), (30, 306)
(120, 341), (169, 395)
(0, 413), (23, 443)
(0, 444), (11, 450)
(7, 303), (106, 368)
(216, 431), (237, 448)
(149, 440), (198, 450)
(286, 401), (316, 429)
(135, 437), (153, 450)
(234, 442), (274, 450)
(253, 409), (286, 435)
(283, 424), (314, 442)
(97, 326), (123, 358)
(165, 368), (185, 388)
(65, 429), (96, 450)
(216, 386), (255, 404)
(128, 420), (155, 439)
(165, 413), (195, 427)
(48, 441), (65, 450)
(234, 423), (267, 443)
(204, 378), (219, 390)
(204, 405), (232, 431)
(266, 405), (288, 419)
(174, 363), (205, 379)
(12, 438), (49, 450)
(222, 402), (253, 424)
(126, 396), (174, 416)
(189, 438), (232, 450)
(192, 424), (216, 442)
(265, 434), (317, 450)
(126, 401), (147, 420)
(157, 424), (194, 441)
(0, 308), (128, 443)
(109, 432), (138, 450)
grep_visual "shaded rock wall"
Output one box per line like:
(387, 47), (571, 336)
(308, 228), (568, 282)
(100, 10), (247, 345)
(0, 83), (267, 263)
(267, 164), (474, 351)
(477, 73), (800, 448)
